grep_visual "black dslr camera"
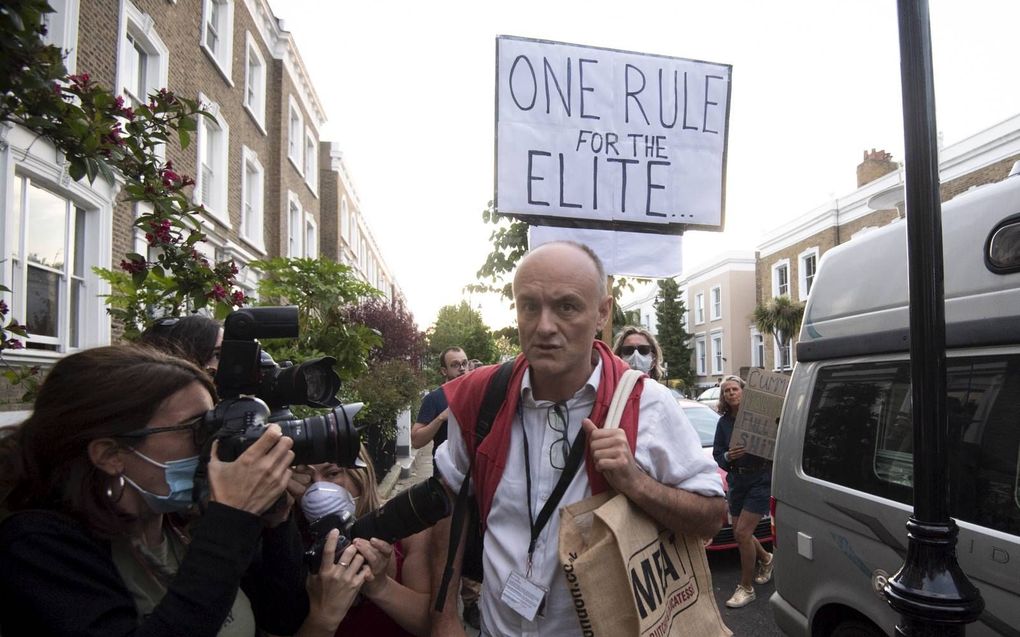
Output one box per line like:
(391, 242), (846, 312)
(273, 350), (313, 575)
(305, 477), (452, 574)
(199, 306), (364, 468)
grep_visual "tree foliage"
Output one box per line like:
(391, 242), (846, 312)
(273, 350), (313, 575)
(428, 301), (497, 366)
(754, 295), (806, 362)
(466, 201), (529, 302)
(343, 298), (426, 369)
(250, 257), (382, 381)
(654, 278), (695, 387)
(2, 1), (245, 338)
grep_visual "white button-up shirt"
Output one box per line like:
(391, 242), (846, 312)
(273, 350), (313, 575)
(435, 360), (723, 637)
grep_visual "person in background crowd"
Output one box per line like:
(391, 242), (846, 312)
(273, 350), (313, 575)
(612, 325), (665, 381)
(286, 445), (433, 636)
(0, 345), (307, 636)
(139, 315), (223, 375)
(429, 241), (725, 636)
(410, 346), (481, 629)
(712, 374), (774, 608)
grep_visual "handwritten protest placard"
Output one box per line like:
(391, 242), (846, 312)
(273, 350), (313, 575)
(496, 36), (731, 234)
(731, 369), (790, 461)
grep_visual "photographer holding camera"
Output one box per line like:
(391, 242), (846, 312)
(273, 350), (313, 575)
(0, 345), (308, 636)
(288, 445), (434, 637)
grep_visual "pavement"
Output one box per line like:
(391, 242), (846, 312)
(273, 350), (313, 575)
(379, 441), (436, 500)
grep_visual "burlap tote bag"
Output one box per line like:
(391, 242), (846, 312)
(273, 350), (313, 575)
(559, 370), (732, 637)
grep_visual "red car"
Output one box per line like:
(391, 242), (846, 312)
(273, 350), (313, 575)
(677, 398), (775, 551)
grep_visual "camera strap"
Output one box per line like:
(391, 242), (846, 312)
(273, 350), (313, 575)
(435, 361), (514, 612)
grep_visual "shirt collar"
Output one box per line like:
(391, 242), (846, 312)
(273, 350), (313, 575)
(520, 357), (602, 407)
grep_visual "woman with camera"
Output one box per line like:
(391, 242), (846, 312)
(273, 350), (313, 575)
(0, 345), (309, 636)
(289, 447), (434, 637)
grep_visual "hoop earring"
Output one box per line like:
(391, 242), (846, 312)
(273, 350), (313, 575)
(106, 474), (126, 503)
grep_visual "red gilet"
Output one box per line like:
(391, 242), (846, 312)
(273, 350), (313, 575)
(442, 340), (644, 529)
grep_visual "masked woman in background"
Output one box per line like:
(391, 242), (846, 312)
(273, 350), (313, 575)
(288, 446), (433, 637)
(613, 325), (665, 381)
(0, 345), (317, 636)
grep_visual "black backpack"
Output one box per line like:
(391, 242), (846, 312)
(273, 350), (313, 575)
(435, 361), (514, 608)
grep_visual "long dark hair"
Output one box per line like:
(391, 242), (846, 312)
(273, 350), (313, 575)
(138, 315), (221, 369)
(0, 345), (215, 537)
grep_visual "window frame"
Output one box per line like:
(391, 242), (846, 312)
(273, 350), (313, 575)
(694, 334), (707, 376)
(5, 174), (104, 354)
(304, 127), (318, 194)
(710, 330), (724, 374)
(710, 285), (722, 321)
(116, 1), (169, 109)
(239, 145), (265, 254)
(242, 32), (267, 132)
(286, 191), (302, 258)
(772, 259), (791, 298)
(304, 213), (318, 259)
(200, 0), (234, 84)
(43, 0), (81, 74)
(193, 94), (230, 227)
(798, 247), (819, 301)
(750, 328), (764, 368)
(288, 97), (304, 173)
(694, 292), (705, 325)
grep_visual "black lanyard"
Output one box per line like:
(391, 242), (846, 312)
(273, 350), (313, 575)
(519, 402), (588, 576)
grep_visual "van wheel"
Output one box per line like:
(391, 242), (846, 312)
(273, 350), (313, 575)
(830, 619), (883, 637)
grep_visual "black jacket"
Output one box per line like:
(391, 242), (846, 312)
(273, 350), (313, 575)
(0, 503), (308, 636)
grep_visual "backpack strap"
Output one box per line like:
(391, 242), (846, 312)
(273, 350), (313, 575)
(435, 361), (514, 611)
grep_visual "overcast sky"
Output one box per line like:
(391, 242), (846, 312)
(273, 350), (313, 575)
(267, 0), (1020, 331)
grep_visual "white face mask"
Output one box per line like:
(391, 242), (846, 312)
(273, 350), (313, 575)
(624, 351), (654, 373)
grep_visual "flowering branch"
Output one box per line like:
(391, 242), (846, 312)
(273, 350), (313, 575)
(1, 0), (247, 345)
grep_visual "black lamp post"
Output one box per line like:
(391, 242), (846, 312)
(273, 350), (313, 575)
(882, 1), (984, 634)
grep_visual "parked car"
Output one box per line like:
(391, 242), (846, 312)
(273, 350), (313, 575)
(696, 386), (720, 409)
(770, 170), (1020, 637)
(677, 398), (774, 551)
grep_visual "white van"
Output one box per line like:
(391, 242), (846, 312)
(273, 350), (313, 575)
(770, 168), (1020, 637)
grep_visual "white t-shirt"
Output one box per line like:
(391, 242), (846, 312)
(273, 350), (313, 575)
(435, 360), (723, 637)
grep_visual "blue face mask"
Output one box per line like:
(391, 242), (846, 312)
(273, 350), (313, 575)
(124, 449), (200, 514)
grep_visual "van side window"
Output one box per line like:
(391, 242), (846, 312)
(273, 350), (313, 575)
(802, 355), (1020, 536)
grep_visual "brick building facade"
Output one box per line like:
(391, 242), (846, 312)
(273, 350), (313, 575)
(0, 0), (403, 410)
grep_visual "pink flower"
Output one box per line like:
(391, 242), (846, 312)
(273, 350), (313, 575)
(0, 299), (8, 316)
(230, 290), (246, 306)
(207, 284), (228, 301)
(3, 339), (24, 350)
(119, 258), (147, 274)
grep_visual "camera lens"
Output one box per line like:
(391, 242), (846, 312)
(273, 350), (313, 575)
(350, 477), (451, 543)
(275, 403), (363, 466)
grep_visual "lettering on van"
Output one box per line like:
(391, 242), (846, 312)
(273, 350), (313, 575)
(731, 369), (789, 461)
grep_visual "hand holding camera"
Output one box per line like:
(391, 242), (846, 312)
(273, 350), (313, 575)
(304, 530), (371, 634)
(352, 537), (395, 598)
(207, 423), (295, 515)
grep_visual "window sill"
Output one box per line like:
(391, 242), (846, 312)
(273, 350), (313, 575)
(201, 44), (234, 87)
(239, 234), (267, 256)
(288, 155), (304, 177)
(199, 207), (232, 230)
(243, 104), (268, 136)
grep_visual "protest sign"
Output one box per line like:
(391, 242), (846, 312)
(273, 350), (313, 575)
(496, 36), (731, 234)
(529, 225), (682, 278)
(730, 369), (790, 461)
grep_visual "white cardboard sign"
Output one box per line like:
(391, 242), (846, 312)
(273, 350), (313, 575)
(496, 36), (731, 234)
